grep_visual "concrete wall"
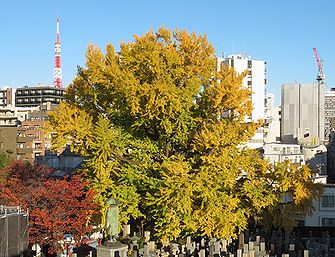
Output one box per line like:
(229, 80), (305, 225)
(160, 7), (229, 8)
(303, 144), (327, 174)
(305, 185), (335, 227)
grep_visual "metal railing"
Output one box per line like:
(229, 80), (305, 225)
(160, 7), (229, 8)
(0, 206), (22, 216)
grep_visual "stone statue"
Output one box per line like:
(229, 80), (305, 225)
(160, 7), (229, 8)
(105, 197), (120, 241)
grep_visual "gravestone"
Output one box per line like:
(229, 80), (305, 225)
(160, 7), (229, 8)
(143, 244), (149, 257)
(254, 245), (259, 257)
(249, 241), (254, 251)
(171, 244), (179, 256)
(199, 249), (206, 257)
(145, 231), (151, 243)
(148, 241), (156, 252)
(123, 225), (130, 238)
(221, 239), (227, 253)
(214, 241), (220, 255)
(201, 239), (206, 248)
(239, 234), (245, 249)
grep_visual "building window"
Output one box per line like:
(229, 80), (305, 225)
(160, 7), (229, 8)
(34, 143), (42, 149)
(248, 60), (252, 68)
(322, 218), (335, 227)
(322, 195), (335, 208)
(43, 89), (55, 94)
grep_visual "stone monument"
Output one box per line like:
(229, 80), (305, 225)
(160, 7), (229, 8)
(97, 197), (128, 257)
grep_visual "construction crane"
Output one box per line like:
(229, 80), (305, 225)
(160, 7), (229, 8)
(313, 47), (325, 83)
(313, 48), (326, 143)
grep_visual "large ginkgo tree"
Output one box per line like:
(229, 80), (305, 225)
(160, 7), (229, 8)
(47, 28), (322, 241)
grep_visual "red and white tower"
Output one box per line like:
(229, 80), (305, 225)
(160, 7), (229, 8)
(53, 17), (62, 88)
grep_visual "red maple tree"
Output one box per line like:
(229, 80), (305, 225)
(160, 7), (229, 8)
(0, 161), (98, 254)
(0, 161), (52, 208)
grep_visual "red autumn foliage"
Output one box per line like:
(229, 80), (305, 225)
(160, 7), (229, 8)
(0, 161), (98, 254)
(0, 161), (53, 208)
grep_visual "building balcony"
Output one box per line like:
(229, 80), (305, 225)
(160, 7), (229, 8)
(17, 137), (33, 143)
(0, 114), (16, 118)
(16, 148), (32, 154)
(0, 122), (18, 127)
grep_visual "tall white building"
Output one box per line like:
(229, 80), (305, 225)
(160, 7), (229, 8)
(218, 53), (266, 122)
(218, 53), (266, 148)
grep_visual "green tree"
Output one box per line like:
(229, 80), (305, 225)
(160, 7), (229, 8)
(0, 151), (11, 168)
(0, 151), (12, 183)
(48, 28), (322, 241)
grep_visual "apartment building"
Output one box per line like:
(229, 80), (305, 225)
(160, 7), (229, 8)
(15, 84), (65, 107)
(218, 53), (266, 149)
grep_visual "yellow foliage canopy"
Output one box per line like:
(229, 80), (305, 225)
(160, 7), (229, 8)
(47, 28), (323, 240)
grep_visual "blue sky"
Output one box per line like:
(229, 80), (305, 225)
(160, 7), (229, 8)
(1, 0), (334, 105)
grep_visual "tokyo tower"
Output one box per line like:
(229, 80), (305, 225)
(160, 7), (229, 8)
(53, 17), (62, 88)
